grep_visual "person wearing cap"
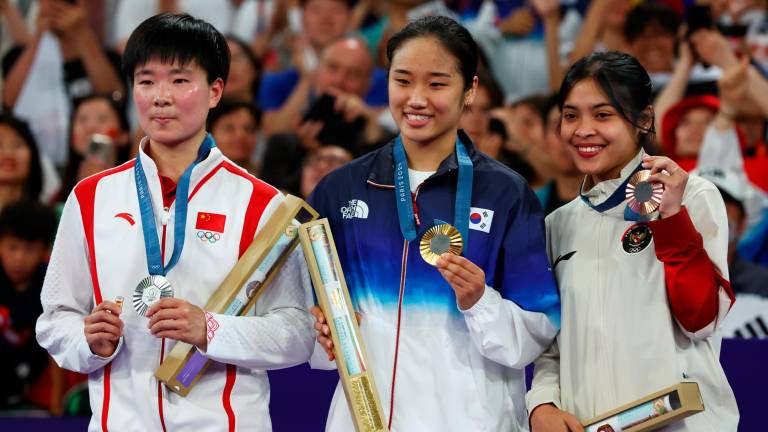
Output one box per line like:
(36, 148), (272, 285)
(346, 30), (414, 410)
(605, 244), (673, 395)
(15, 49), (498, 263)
(655, 26), (768, 192)
(696, 167), (768, 338)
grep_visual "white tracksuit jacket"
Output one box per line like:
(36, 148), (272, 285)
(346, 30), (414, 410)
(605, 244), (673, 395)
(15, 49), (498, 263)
(36, 140), (314, 431)
(526, 151), (739, 431)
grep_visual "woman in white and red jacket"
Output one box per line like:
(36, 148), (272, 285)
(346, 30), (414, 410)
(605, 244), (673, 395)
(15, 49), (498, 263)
(526, 51), (738, 432)
(36, 14), (313, 432)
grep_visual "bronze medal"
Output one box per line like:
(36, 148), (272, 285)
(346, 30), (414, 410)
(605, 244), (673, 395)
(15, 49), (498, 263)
(626, 170), (663, 215)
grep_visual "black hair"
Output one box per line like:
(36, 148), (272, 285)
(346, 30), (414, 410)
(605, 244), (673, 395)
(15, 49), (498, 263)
(515, 93), (556, 125)
(624, 3), (681, 43)
(476, 67), (504, 109)
(122, 13), (230, 86)
(207, 100), (262, 130)
(73, 94), (131, 134)
(559, 51), (655, 148)
(386, 15), (478, 91)
(718, 187), (746, 217)
(0, 113), (43, 200)
(61, 94), (132, 201)
(225, 34), (262, 100)
(0, 199), (57, 245)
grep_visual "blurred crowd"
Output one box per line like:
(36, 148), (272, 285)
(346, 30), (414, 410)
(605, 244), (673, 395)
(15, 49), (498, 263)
(1, 0), (767, 417)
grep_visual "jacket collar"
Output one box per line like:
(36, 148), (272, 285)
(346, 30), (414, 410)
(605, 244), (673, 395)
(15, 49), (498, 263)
(137, 134), (223, 211)
(580, 149), (645, 204)
(367, 129), (480, 186)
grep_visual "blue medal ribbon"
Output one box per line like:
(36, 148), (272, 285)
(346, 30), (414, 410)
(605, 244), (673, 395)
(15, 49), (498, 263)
(393, 134), (473, 248)
(579, 163), (651, 222)
(135, 134), (215, 276)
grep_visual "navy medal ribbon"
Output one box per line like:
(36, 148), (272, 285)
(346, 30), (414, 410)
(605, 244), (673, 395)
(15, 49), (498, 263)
(579, 163), (651, 222)
(393, 134), (473, 248)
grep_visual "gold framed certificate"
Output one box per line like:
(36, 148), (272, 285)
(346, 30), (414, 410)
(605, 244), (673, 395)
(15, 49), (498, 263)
(155, 195), (318, 396)
(583, 382), (704, 432)
(299, 219), (387, 432)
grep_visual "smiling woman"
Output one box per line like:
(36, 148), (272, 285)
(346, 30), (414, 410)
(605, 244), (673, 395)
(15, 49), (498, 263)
(528, 51), (740, 432)
(0, 114), (43, 212)
(307, 15), (561, 432)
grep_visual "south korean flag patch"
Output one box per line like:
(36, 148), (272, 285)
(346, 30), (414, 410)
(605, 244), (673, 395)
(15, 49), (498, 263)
(469, 207), (494, 233)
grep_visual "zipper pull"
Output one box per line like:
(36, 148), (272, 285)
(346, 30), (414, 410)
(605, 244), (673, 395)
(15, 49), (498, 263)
(161, 207), (171, 226)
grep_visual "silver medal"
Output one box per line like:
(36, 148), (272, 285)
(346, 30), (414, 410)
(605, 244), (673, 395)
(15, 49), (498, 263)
(133, 275), (174, 316)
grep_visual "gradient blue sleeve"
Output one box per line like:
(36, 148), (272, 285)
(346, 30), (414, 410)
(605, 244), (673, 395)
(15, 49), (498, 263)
(498, 185), (561, 329)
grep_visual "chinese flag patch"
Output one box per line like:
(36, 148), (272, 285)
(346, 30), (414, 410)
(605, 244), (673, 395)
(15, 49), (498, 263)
(196, 212), (226, 233)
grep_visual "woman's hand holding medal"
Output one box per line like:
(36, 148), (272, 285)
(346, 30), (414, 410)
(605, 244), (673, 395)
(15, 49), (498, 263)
(642, 156), (689, 218)
(146, 298), (207, 350)
(436, 253), (486, 310)
(84, 300), (124, 357)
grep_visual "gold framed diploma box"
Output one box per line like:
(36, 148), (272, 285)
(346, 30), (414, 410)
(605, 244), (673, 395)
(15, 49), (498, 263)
(155, 195), (318, 396)
(298, 219), (387, 432)
(583, 382), (704, 432)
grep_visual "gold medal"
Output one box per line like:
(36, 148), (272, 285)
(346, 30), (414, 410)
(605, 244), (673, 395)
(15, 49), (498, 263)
(626, 170), (663, 215)
(419, 224), (463, 266)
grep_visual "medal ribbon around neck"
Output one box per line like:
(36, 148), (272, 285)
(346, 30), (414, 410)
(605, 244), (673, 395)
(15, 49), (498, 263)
(393, 134), (473, 248)
(579, 163), (653, 222)
(134, 134), (215, 276)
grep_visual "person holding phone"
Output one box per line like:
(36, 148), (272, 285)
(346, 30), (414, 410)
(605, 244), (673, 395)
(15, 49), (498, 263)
(526, 51), (738, 432)
(261, 34), (389, 148)
(308, 16), (560, 431)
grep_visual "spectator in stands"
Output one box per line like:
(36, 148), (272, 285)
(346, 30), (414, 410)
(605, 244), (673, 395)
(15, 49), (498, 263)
(534, 95), (581, 215)
(468, 0), (582, 103)
(208, 100), (262, 175)
(623, 2), (680, 88)
(297, 0), (353, 65)
(698, 166), (768, 340)
(656, 28), (768, 192)
(112, 0), (251, 53)
(261, 35), (388, 144)
(568, 0), (630, 63)
(0, 114), (43, 212)
(299, 144), (352, 198)
(0, 0), (32, 55)
(60, 95), (131, 202)
(459, 68), (505, 159)
(223, 35), (261, 104)
(256, 0), (353, 72)
(358, 0), (428, 68)
(0, 200), (57, 411)
(2, 0), (124, 108)
(493, 94), (555, 189)
(697, 167), (768, 297)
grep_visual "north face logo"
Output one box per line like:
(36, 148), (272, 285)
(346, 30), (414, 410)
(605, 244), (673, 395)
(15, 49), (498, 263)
(341, 199), (369, 220)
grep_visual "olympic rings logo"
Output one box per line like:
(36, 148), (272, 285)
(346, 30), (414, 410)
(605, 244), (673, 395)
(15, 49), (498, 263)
(197, 230), (221, 243)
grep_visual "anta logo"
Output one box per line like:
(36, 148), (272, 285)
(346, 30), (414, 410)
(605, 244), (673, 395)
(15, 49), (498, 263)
(114, 213), (135, 225)
(341, 199), (369, 220)
(196, 212), (226, 244)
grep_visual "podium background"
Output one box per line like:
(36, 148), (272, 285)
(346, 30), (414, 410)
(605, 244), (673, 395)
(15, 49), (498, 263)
(0, 338), (764, 431)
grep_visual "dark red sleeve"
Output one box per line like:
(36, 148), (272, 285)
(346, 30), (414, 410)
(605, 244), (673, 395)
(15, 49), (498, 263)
(648, 207), (735, 333)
